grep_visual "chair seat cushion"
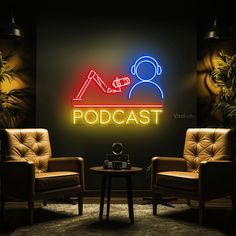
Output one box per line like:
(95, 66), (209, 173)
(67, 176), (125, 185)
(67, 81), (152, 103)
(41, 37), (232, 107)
(156, 171), (199, 191)
(35, 171), (80, 192)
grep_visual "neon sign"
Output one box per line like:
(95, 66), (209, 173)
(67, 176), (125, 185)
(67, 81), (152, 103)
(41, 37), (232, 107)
(73, 70), (130, 100)
(73, 109), (163, 125)
(129, 56), (164, 99)
(72, 55), (164, 125)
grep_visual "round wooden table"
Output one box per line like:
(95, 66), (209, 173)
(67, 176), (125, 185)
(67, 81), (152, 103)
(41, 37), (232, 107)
(90, 166), (142, 224)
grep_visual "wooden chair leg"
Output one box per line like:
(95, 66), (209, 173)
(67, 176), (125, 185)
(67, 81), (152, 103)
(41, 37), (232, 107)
(28, 200), (34, 225)
(1, 197), (5, 214)
(231, 194), (236, 213)
(153, 193), (158, 215)
(187, 199), (191, 206)
(1, 198), (5, 216)
(0, 197), (4, 227)
(199, 200), (205, 225)
(78, 193), (83, 215)
(43, 200), (47, 206)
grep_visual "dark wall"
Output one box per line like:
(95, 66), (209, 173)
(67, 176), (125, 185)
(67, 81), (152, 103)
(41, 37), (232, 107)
(36, 15), (196, 191)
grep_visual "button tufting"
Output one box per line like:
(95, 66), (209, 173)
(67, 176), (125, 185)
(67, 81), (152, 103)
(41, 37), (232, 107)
(36, 147), (44, 156)
(35, 135), (41, 142)
(19, 136), (24, 143)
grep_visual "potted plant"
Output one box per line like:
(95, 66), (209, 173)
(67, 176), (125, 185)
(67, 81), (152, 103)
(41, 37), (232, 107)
(0, 51), (32, 128)
(211, 50), (236, 157)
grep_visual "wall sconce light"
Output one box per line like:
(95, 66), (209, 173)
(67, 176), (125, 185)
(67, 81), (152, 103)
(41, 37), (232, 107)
(204, 18), (236, 41)
(0, 15), (24, 40)
(204, 19), (225, 40)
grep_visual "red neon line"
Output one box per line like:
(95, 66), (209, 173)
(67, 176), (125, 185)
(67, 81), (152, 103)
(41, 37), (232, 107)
(75, 78), (92, 99)
(72, 104), (163, 108)
(91, 71), (108, 93)
(74, 70), (131, 100)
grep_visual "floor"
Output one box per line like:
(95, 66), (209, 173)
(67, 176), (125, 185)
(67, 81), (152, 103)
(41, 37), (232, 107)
(0, 196), (234, 235)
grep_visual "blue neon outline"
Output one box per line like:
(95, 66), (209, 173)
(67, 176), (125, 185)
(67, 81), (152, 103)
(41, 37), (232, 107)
(128, 55), (164, 99)
(136, 60), (157, 81)
(128, 81), (164, 99)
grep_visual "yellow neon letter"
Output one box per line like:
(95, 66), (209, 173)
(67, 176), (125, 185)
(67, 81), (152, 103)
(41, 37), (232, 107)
(150, 109), (163, 124)
(112, 110), (125, 124)
(84, 110), (98, 124)
(100, 110), (111, 124)
(126, 110), (138, 124)
(73, 109), (83, 124)
(139, 110), (150, 124)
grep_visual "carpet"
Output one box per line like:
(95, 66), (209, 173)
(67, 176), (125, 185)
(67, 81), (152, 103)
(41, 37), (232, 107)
(10, 203), (236, 236)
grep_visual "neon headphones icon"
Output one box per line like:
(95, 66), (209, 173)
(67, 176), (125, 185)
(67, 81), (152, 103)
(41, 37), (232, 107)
(130, 56), (162, 81)
(128, 55), (164, 99)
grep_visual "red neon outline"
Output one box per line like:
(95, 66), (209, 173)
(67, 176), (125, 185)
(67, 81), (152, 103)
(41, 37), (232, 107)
(74, 70), (130, 100)
(73, 104), (163, 108)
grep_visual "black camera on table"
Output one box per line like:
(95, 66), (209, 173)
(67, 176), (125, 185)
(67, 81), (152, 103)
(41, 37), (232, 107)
(104, 142), (131, 170)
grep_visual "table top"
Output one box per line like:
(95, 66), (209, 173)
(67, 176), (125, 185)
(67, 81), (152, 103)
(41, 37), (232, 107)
(90, 166), (142, 175)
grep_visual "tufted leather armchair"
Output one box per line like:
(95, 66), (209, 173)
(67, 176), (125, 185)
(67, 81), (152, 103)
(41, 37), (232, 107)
(0, 128), (85, 224)
(151, 128), (236, 224)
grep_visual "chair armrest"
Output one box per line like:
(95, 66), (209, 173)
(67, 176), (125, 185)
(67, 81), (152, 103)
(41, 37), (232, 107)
(151, 157), (186, 190)
(48, 157), (85, 190)
(1, 161), (35, 199)
(199, 160), (236, 199)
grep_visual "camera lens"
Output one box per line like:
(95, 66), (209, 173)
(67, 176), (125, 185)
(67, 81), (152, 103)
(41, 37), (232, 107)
(112, 142), (123, 155)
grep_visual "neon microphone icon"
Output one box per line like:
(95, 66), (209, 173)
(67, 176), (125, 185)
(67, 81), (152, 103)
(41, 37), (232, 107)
(112, 77), (130, 88)
(73, 70), (131, 100)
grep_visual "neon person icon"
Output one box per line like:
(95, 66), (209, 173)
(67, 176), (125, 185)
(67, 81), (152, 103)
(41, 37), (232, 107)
(128, 56), (164, 99)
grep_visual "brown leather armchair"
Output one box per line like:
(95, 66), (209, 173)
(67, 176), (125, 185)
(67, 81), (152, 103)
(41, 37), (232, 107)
(0, 128), (85, 224)
(151, 128), (236, 224)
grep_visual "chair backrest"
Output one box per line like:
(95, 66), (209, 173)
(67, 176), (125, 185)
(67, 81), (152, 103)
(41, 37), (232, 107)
(183, 128), (231, 172)
(1, 128), (52, 173)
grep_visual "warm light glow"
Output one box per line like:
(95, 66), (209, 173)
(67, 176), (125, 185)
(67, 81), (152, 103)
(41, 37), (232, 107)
(112, 110), (125, 124)
(100, 110), (111, 124)
(126, 110), (138, 124)
(73, 108), (163, 125)
(84, 110), (99, 124)
(139, 110), (150, 124)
